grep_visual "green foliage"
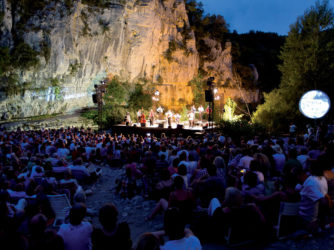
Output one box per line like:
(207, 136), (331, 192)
(64, 0), (74, 9)
(188, 74), (205, 106)
(11, 42), (39, 70)
(9, 0), (48, 19)
(222, 98), (243, 122)
(0, 11), (4, 24)
(82, 0), (125, 8)
(218, 120), (266, 141)
(186, 0), (228, 59)
(69, 61), (82, 75)
(180, 106), (189, 122)
(85, 78), (153, 127)
(104, 77), (129, 105)
(49, 77), (60, 86)
(252, 0), (334, 131)
(128, 84), (152, 111)
(227, 31), (285, 92)
(0, 47), (12, 75)
(156, 75), (163, 84)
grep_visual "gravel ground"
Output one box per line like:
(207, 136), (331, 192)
(85, 165), (334, 249)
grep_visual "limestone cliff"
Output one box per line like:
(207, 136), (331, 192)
(0, 0), (257, 119)
(0, 0), (200, 118)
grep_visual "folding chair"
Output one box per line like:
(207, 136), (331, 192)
(47, 194), (71, 227)
(275, 202), (300, 240)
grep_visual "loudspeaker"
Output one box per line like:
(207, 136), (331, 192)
(158, 123), (164, 128)
(177, 124), (183, 129)
(92, 94), (97, 103)
(205, 90), (213, 102)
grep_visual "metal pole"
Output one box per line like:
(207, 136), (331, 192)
(97, 87), (102, 131)
(212, 97), (214, 134)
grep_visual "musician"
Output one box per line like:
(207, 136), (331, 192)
(137, 109), (142, 123)
(157, 106), (163, 113)
(191, 105), (196, 113)
(125, 112), (131, 126)
(198, 105), (204, 121)
(140, 111), (146, 127)
(206, 105), (212, 114)
(149, 109), (155, 126)
(188, 111), (195, 128)
(166, 110), (173, 127)
(175, 113), (181, 124)
(157, 106), (164, 120)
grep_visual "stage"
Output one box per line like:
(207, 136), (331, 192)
(111, 120), (210, 137)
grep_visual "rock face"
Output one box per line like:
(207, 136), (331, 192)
(0, 0), (199, 117)
(0, 0), (257, 118)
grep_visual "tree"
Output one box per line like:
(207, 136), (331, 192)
(223, 98), (243, 122)
(252, 0), (334, 131)
(128, 84), (152, 111)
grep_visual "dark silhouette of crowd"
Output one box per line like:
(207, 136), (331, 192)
(0, 123), (333, 249)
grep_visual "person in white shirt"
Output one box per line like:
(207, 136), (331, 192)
(198, 105), (204, 121)
(188, 111), (195, 128)
(57, 143), (70, 159)
(271, 144), (286, 173)
(297, 161), (328, 229)
(297, 148), (309, 170)
(157, 207), (201, 250)
(237, 148), (254, 170)
(58, 203), (93, 250)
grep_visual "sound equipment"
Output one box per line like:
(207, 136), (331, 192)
(205, 90), (213, 102)
(158, 123), (164, 128)
(177, 124), (183, 129)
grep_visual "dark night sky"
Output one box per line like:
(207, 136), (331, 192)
(202, 0), (334, 35)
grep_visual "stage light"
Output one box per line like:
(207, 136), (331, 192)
(214, 88), (218, 94)
(299, 90), (330, 119)
(215, 95), (220, 100)
(155, 90), (160, 96)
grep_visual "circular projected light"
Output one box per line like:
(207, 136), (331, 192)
(299, 90), (330, 119)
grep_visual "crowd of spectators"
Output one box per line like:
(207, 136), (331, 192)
(0, 123), (333, 249)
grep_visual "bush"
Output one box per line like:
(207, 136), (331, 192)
(11, 42), (39, 70)
(217, 120), (266, 141)
(128, 84), (152, 112)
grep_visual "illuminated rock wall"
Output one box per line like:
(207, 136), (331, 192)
(0, 0), (199, 118)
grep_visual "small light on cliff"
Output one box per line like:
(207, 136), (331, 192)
(214, 88), (218, 94)
(215, 95), (220, 101)
(155, 90), (160, 96)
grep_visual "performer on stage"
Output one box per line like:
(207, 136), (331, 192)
(149, 109), (155, 126)
(191, 105), (196, 113)
(157, 106), (163, 114)
(166, 110), (173, 127)
(137, 109), (142, 124)
(125, 112), (131, 126)
(188, 110), (195, 128)
(198, 105), (204, 121)
(140, 111), (146, 127)
(175, 113), (181, 124)
(157, 106), (164, 120)
(206, 105), (212, 115)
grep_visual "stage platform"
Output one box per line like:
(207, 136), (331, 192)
(111, 121), (208, 137)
